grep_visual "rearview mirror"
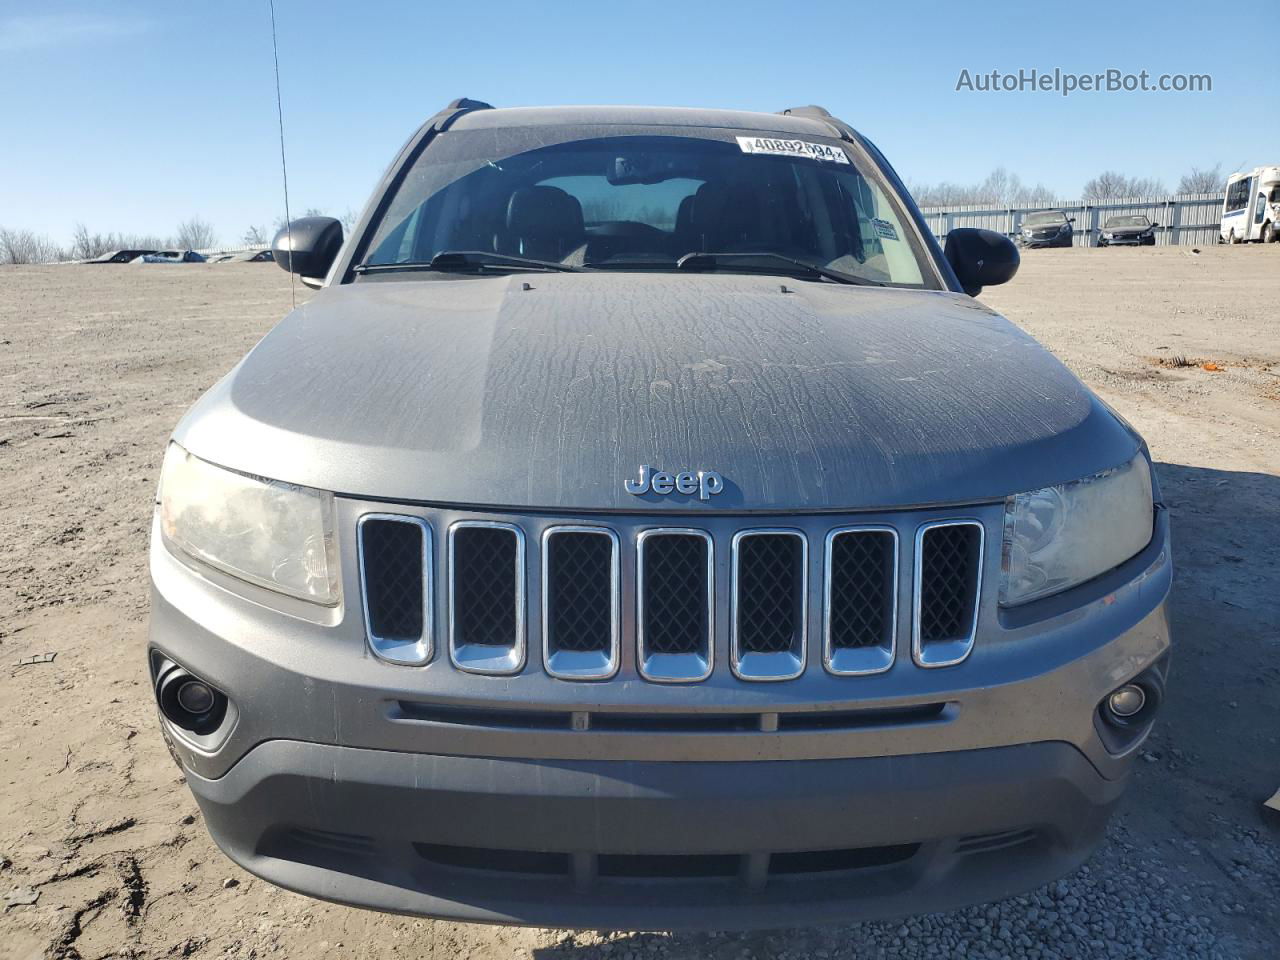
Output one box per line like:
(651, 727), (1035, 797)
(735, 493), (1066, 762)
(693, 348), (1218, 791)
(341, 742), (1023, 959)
(944, 228), (1020, 297)
(272, 217), (343, 283)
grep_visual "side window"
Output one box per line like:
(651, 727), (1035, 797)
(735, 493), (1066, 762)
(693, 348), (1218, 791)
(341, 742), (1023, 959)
(1227, 177), (1253, 212)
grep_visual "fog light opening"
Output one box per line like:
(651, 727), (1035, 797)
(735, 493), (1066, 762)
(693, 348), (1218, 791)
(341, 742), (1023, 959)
(155, 661), (228, 736)
(1107, 684), (1146, 719)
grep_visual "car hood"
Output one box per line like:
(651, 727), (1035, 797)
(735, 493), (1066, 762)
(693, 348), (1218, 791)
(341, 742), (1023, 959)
(174, 274), (1139, 512)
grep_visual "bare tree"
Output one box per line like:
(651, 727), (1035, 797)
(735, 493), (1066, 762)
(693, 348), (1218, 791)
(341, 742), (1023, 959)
(1177, 164), (1223, 195)
(339, 207), (360, 233)
(0, 227), (68, 264)
(242, 224), (267, 245)
(1081, 172), (1167, 201)
(1081, 171), (1129, 200)
(72, 223), (103, 260)
(70, 225), (173, 259)
(1125, 177), (1166, 198)
(908, 167), (1056, 207)
(175, 216), (216, 251)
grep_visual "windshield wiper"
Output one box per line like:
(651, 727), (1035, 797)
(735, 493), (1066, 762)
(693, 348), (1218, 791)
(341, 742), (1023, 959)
(675, 251), (883, 286)
(353, 250), (589, 275)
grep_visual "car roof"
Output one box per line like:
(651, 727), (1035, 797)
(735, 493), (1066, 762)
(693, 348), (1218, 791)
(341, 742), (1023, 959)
(448, 105), (844, 138)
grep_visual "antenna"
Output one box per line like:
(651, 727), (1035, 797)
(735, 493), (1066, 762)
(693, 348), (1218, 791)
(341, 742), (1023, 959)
(268, 0), (296, 309)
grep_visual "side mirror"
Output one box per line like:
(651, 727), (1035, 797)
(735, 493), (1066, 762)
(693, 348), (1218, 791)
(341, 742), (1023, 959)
(272, 217), (343, 282)
(1151, 222), (1160, 228)
(944, 228), (1020, 297)
(1068, 216), (1077, 223)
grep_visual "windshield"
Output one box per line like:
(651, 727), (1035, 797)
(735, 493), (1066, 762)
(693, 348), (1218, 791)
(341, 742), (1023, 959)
(1106, 216), (1150, 228)
(360, 129), (931, 287)
(1024, 212), (1067, 226)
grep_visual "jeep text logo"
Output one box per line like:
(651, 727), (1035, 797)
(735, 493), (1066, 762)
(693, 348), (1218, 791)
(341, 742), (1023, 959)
(625, 465), (725, 501)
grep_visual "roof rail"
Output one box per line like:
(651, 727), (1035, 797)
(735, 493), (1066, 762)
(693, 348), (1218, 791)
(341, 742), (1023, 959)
(444, 98), (494, 112)
(777, 105), (832, 118)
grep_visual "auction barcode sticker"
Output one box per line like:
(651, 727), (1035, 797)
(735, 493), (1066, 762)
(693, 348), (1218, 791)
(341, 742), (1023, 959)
(735, 136), (849, 164)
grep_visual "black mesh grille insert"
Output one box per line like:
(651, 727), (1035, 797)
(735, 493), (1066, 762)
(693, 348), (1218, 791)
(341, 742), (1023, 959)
(828, 531), (894, 649)
(361, 518), (425, 640)
(452, 527), (518, 646)
(918, 524), (982, 644)
(736, 534), (803, 654)
(641, 534), (710, 656)
(546, 531), (614, 653)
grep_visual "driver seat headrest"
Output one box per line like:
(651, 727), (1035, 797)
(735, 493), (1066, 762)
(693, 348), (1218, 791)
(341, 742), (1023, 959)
(505, 186), (585, 261)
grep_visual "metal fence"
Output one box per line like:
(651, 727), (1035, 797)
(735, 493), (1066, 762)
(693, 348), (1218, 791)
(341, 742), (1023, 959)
(919, 193), (1225, 247)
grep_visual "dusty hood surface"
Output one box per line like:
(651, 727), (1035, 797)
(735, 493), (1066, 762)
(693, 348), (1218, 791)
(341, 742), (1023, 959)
(175, 274), (1138, 512)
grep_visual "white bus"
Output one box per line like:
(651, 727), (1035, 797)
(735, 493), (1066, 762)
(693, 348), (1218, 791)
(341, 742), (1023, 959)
(1220, 165), (1280, 243)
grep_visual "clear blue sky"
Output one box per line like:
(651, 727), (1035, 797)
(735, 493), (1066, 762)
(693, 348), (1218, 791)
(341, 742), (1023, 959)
(0, 0), (1254, 247)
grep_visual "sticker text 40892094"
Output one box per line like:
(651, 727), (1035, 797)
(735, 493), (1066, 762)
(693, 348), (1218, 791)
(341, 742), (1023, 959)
(735, 136), (850, 164)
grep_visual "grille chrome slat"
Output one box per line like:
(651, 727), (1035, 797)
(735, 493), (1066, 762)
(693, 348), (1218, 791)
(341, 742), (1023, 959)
(636, 528), (714, 683)
(542, 526), (621, 680)
(823, 526), (898, 676)
(730, 529), (807, 681)
(357, 514), (432, 665)
(913, 520), (984, 668)
(448, 521), (526, 675)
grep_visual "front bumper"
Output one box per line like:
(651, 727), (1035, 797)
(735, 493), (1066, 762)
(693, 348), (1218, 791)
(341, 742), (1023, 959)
(149, 500), (1172, 927)
(1100, 235), (1154, 246)
(1019, 234), (1072, 248)
(187, 739), (1122, 929)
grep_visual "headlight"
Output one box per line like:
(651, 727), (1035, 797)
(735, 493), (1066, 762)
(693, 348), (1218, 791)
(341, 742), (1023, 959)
(1022, 228), (1032, 237)
(1102, 232), (1113, 240)
(1000, 455), (1153, 606)
(1057, 224), (1070, 235)
(158, 444), (340, 604)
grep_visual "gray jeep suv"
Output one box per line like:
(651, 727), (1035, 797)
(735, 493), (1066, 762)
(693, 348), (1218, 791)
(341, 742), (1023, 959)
(148, 100), (1171, 930)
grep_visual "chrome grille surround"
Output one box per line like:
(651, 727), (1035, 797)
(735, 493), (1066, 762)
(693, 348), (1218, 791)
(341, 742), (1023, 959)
(541, 525), (621, 680)
(357, 513), (433, 666)
(447, 520), (526, 675)
(636, 528), (715, 683)
(822, 526), (899, 676)
(730, 529), (808, 682)
(912, 519), (985, 668)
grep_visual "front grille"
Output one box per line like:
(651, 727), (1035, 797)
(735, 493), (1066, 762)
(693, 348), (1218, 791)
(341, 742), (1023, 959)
(732, 531), (806, 680)
(914, 521), (983, 667)
(449, 522), (525, 674)
(637, 530), (713, 681)
(356, 509), (988, 680)
(542, 527), (619, 679)
(358, 515), (430, 664)
(825, 528), (897, 675)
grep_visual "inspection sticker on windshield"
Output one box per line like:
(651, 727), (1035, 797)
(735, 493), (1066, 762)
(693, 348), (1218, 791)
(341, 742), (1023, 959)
(736, 136), (849, 164)
(871, 218), (899, 241)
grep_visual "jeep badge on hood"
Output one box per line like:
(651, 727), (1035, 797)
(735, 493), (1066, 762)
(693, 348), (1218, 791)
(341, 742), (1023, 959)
(625, 464), (725, 500)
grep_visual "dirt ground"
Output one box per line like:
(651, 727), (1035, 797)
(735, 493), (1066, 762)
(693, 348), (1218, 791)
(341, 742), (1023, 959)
(1, 247), (1277, 959)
